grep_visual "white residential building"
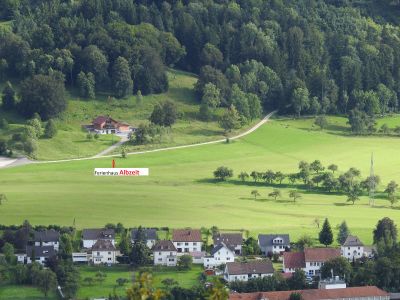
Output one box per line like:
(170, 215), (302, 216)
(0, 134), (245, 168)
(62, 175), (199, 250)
(283, 248), (341, 276)
(258, 234), (290, 255)
(82, 228), (115, 249)
(341, 235), (364, 261)
(224, 260), (274, 282)
(172, 229), (203, 255)
(204, 243), (235, 268)
(153, 240), (177, 267)
(90, 240), (117, 265)
(17, 245), (56, 265)
(33, 230), (60, 251)
(213, 233), (243, 255)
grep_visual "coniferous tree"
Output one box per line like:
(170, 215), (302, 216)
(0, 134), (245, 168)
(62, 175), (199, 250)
(319, 218), (333, 247)
(337, 221), (350, 245)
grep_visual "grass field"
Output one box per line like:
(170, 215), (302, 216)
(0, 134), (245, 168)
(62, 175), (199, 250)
(0, 69), (238, 160)
(0, 285), (57, 300)
(1, 116), (400, 244)
(77, 265), (202, 299)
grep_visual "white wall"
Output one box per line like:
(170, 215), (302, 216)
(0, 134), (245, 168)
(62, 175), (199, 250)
(154, 251), (177, 266)
(173, 241), (202, 254)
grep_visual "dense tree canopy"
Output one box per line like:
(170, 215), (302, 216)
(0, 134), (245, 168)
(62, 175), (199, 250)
(1, 0), (400, 122)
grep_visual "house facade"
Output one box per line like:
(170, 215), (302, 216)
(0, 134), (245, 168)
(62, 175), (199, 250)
(213, 233), (243, 255)
(33, 229), (60, 251)
(92, 116), (130, 134)
(131, 228), (157, 249)
(204, 243), (235, 269)
(17, 245), (56, 265)
(153, 240), (177, 267)
(283, 248), (341, 276)
(258, 234), (290, 255)
(224, 260), (274, 282)
(172, 229), (203, 255)
(82, 228), (115, 249)
(90, 240), (117, 265)
(341, 235), (364, 261)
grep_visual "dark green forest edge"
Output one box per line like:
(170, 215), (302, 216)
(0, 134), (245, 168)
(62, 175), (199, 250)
(1, 0), (400, 157)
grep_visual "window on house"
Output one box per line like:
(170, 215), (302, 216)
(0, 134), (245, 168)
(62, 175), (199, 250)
(185, 242), (189, 246)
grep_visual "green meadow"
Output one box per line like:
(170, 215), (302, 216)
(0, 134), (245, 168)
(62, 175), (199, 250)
(0, 69), (237, 160)
(1, 116), (400, 244)
(77, 265), (202, 299)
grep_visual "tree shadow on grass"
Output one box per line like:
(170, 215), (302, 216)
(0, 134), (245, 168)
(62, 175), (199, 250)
(333, 202), (350, 206)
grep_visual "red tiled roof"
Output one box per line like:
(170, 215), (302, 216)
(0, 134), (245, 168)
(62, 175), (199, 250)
(229, 286), (389, 300)
(172, 229), (202, 242)
(283, 252), (305, 269)
(93, 116), (108, 125)
(304, 247), (340, 262)
(226, 260), (274, 276)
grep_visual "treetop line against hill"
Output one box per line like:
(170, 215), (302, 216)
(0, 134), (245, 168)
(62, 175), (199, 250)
(1, 0), (400, 125)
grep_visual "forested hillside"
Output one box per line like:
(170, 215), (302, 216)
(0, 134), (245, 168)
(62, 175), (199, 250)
(1, 0), (400, 125)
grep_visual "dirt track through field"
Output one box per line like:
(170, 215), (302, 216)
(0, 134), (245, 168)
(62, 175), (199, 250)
(0, 111), (276, 168)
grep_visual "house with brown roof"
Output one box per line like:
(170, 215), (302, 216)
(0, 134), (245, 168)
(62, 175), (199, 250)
(283, 248), (340, 276)
(341, 235), (366, 261)
(153, 240), (177, 267)
(213, 233), (243, 255)
(82, 228), (115, 249)
(224, 260), (274, 282)
(172, 229), (203, 255)
(228, 286), (389, 300)
(72, 239), (118, 265)
(91, 116), (130, 134)
(90, 240), (117, 265)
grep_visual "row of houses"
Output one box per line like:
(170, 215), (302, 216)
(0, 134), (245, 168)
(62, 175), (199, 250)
(14, 227), (374, 282)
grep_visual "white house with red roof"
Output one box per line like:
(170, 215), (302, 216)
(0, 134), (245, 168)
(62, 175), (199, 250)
(283, 248), (341, 276)
(172, 229), (203, 255)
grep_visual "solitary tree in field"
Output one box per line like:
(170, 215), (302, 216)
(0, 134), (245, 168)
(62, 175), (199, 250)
(346, 184), (361, 205)
(83, 277), (94, 286)
(328, 164), (338, 173)
(314, 115), (328, 130)
(337, 221), (350, 245)
(0, 194), (7, 205)
(251, 190), (260, 200)
(269, 189), (281, 200)
(95, 271), (107, 283)
(313, 218), (320, 229)
(289, 190), (301, 203)
(319, 218), (333, 247)
(385, 181), (398, 207)
(238, 172), (249, 182)
(213, 166), (233, 181)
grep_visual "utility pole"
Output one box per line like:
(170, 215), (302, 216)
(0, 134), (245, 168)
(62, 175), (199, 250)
(369, 152), (375, 206)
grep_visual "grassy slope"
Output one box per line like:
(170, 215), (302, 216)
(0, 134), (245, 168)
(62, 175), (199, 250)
(1, 116), (400, 244)
(0, 285), (57, 300)
(0, 69), (237, 160)
(77, 265), (202, 299)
